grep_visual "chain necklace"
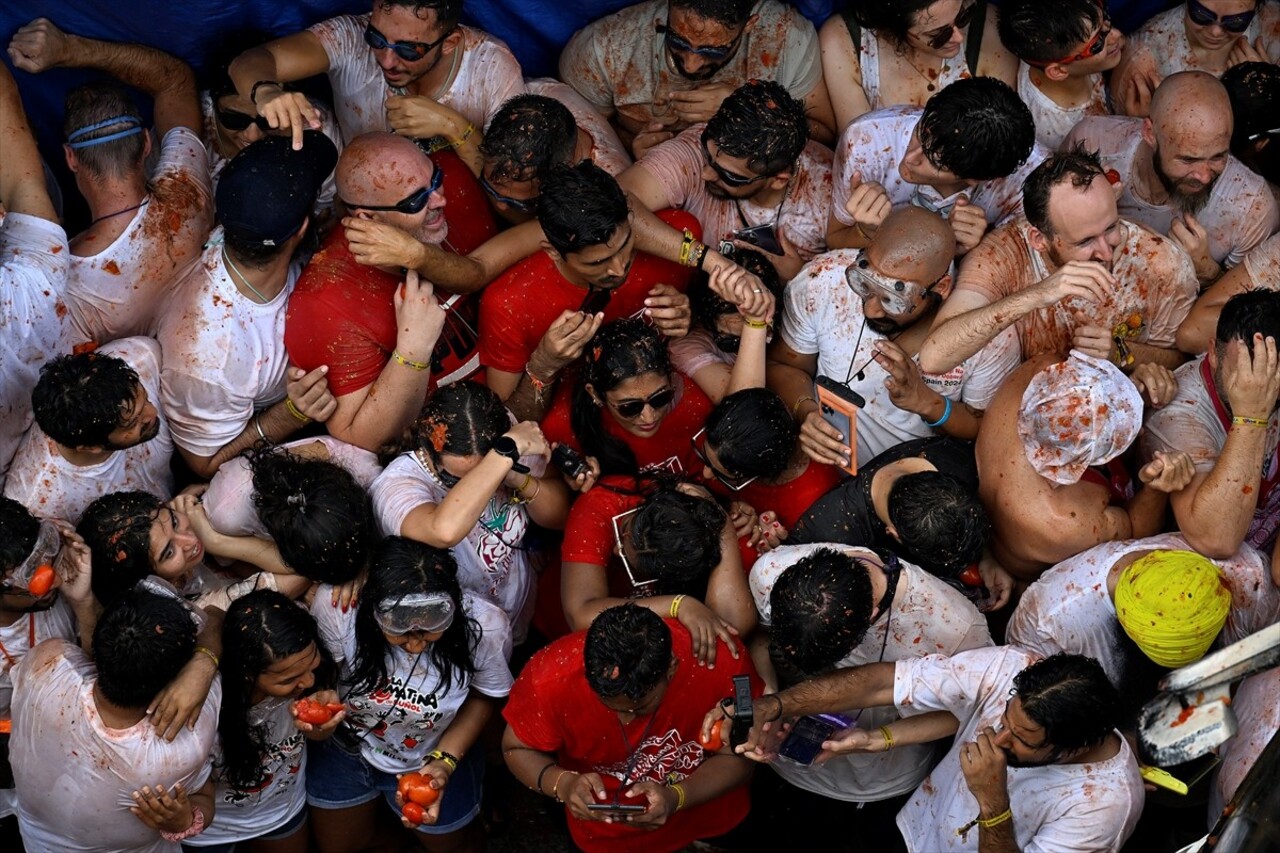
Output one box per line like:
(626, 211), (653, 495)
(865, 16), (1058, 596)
(222, 248), (272, 304)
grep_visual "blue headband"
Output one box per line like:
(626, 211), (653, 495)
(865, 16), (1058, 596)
(67, 115), (145, 149)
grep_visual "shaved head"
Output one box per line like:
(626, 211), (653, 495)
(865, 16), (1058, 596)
(1150, 71), (1234, 141)
(1146, 71), (1232, 213)
(336, 132), (433, 206)
(871, 206), (956, 283)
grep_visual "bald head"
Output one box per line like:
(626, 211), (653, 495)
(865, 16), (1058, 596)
(870, 206), (956, 283)
(336, 132), (433, 206)
(1150, 71), (1233, 140)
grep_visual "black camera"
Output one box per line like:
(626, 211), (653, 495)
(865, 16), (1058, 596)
(719, 674), (755, 750)
(551, 444), (590, 480)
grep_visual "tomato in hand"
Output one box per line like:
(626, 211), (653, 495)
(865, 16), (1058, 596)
(294, 697), (344, 725)
(27, 564), (55, 597)
(958, 564), (983, 588)
(699, 719), (725, 752)
(399, 771), (440, 806)
(402, 802), (426, 825)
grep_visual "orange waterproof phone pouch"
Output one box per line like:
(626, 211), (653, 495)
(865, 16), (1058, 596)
(815, 375), (864, 476)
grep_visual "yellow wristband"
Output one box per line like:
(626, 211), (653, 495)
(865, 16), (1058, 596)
(879, 725), (895, 751)
(669, 782), (687, 811)
(1232, 415), (1268, 428)
(450, 122), (476, 149)
(195, 645), (220, 669)
(392, 350), (430, 371)
(285, 398), (312, 424)
(678, 229), (695, 266)
(428, 749), (459, 772)
(743, 318), (768, 329)
(978, 808), (1013, 829)
(669, 594), (686, 619)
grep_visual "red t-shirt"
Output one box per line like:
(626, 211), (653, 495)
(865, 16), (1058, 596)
(703, 458), (845, 531)
(478, 209), (700, 374)
(284, 149), (496, 393)
(503, 620), (758, 853)
(541, 373), (712, 477)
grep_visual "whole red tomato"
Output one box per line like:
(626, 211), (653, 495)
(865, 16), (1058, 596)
(294, 698), (344, 725)
(698, 719), (725, 752)
(27, 565), (55, 596)
(958, 564), (983, 588)
(398, 772), (440, 806)
(402, 802), (426, 825)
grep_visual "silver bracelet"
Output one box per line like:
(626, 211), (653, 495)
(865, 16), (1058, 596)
(254, 415), (267, 442)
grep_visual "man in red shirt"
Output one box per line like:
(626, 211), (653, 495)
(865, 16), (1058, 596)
(502, 604), (758, 853)
(285, 133), (491, 451)
(479, 161), (698, 421)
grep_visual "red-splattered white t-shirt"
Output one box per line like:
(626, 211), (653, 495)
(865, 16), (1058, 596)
(65, 127), (213, 346)
(781, 249), (1020, 464)
(1211, 666), (1280, 821)
(1017, 63), (1110, 151)
(751, 543), (991, 802)
(832, 106), (1047, 230)
(1125, 5), (1280, 82)
(0, 597), (76, 719)
(0, 213), (69, 491)
(524, 78), (632, 176)
(1244, 232), (1280, 288)
(1064, 116), (1279, 269)
(894, 646), (1144, 852)
(1006, 533), (1280, 687)
(309, 15), (525, 140)
(637, 123), (832, 257)
(156, 234), (297, 458)
(3, 336), (174, 524)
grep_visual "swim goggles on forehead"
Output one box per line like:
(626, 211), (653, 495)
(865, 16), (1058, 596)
(374, 592), (456, 635)
(3, 521), (60, 592)
(844, 251), (944, 316)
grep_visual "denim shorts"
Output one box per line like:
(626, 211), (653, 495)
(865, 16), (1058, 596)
(182, 804), (308, 852)
(304, 737), (483, 835)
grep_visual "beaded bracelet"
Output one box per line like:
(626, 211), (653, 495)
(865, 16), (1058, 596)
(428, 749), (459, 772)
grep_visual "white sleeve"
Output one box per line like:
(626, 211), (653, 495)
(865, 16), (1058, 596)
(160, 369), (251, 457)
(369, 456), (439, 537)
(201, 456), (263, 537)
(780, 271), (821, 354)
(467, 598), (514, 698)
(893, 647), (1031, 718)
(955, 327), (1021, 409)
(0, 213), (69, 323)
(154, 126), (212, 192)
(310, 589), (357, 665)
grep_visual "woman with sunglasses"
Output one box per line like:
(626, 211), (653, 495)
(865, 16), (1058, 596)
(560, 475), (755, 667)
(1112, 0), (1279, 116)
(304, 536), (513, 853)
(818, 0), (1018, 132)
(370, 383), (570, 645)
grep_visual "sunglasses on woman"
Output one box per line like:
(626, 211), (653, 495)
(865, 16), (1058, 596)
(1186, 0), (1256, 33)
(691, 428), (758, 491)
(918, 1), (977, 50)
(216, 108), (271, 132)
(609, 387), (676, 419)
(655, 22), (742, 60)
(363, 21), (454, 61)
(343, 165), (443, 214)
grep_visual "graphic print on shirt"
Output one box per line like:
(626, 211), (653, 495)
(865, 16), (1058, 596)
(218, 730), (304, 805)
(348, 675), (463, 757)
(598, 728), (703, 787)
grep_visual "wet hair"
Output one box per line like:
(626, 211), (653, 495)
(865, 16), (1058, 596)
(31, 351), (141, 449)
(415, 382), (512, 466)
(63, 81), (146, 179)
(704, 389), (795, 481)
(1022, 146), (1107, 236)
(1014, 653), (1122, 753)
(670, 0), (756, 28)
(918, 77), (1036, 181)
(768, 547), (874, 675)
(0, 497), (41, 577)
(246, 446), (375, 584)
(350, 536), (479, 696)
(571, 318), (673, 476)
(1215, 290), (1280, 356)
(997, 0), (1104, 64)
(1222, 62), (1280, 162)
(584, 604), (673, 700)
(703, 80), (808, 176)
(78, 490), (166, 606)
(481, 94), (577, 184)
(851, 0), (953, 45)
(628, 487), (727, 594)
(93, 588), (197, 708)
(537, 161), (630, 257)
(887, 471), (989, 577)
(380, 0), (464, 30)
(219, 589), (336, 790)
(688, 247), (784, 334)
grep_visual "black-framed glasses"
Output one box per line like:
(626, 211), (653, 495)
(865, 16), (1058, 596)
(343, 165), (443, 214)
(655, 22), (742, 60)
(611, 507), (659, 590)
(216, 108), (271, 132)
(691, 428), (758, 492)
(609, 387), (676, 419)
(364, 21), (454, 61)
(918, 0), (977, 50)
(479, 173), (537, 213)
(700, 136), (769, 188)
(1187, 0), (1256, 33)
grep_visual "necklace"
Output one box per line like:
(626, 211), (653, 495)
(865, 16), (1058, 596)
(222, 248), (272, 304)
(88, 196), (150, 227)
(902, 49), (947, 93)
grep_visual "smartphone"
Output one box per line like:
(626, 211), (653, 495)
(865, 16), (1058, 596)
(587, 803), (647, 815)
(733, 223), (783, 256)
(778, 713), (855, 766)
(579, 287), (612, 315)
(814, 376), (864, 476)
(551, 444), (589, 479)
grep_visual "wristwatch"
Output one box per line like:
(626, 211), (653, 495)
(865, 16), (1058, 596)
(492, 436), (530, 474)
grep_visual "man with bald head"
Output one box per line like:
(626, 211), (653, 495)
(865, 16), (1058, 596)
(921, 149), (1197, 382)
(285, 131), (496, 451)
(768, 206), (1019, 469)
(1065, 70), (1279, 284)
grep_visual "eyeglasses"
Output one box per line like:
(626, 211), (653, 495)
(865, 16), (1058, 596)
(363, 21), (454, 62)
(917, 1), (977, 50)
(608, 386), (676, 419)
(700, 136), (769, 188)
(216, 108), (271, 132)
(479, 173), (537, 213)
(691, 428), (758, 491)
(1186, 0), (1256, 33)
(845, 252), (944, 316)
(655, 22), (742, 60)
(611, 508), (659, 590)
(1033, 10), (1113, 66)
(343, 165), (443, 214)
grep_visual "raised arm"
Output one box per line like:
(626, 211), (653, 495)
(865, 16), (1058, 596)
(0, 61), (55, 221)
(227, 32), (329, 148)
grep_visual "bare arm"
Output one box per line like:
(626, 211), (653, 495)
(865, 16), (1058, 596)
(818, 16), (873, 133)
(973, 5), (1018, 86)
(703, 518), (758, 638)
(178, 399), (306, 480)
(617, 162), (677, 212)
(0, 62), (54, 221)
(800, 69), (838, 146)
(228, 33), (331, 102)
(1178, 262), (1256, 355)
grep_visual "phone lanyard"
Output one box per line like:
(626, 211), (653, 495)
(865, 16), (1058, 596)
(732, 174), (792, 232)
(612, 710), (659, 804)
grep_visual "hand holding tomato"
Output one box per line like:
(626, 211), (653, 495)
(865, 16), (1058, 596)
(294, 697), (345, 725)
(698, 718), (725, 752)
(396, 769), (445, 827)
(292, 690), (346, 740)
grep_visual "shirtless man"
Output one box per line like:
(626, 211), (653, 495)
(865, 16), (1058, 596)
(1064, 71), (1278, 284)
(976, 351), (1195, 580)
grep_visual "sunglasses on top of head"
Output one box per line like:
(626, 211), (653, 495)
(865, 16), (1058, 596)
(1186, 0), (1256, 33)
(655, 22), (742, 60)
(363, 21), (454, 62)
(216, 108), (272, 132)
(344, 165), (443, 214)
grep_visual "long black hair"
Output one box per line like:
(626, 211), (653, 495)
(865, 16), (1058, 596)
(349, 537), (479, 697)
(414, 382), (511, 469)
(571, 318), (673, 476)
(218, 589), (335, 790)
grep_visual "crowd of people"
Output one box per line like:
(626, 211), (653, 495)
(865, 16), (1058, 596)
(0, 0), (1278, 850)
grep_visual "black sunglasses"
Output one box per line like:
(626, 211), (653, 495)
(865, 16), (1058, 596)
(691, 428), (758, 491)
(1187, 0), (1256, 33)
(700, 136), (769, 188)
(610, 387), (676, 419)
(479, 173), (537, 213)
(655, 22), (741, 60)
(363, 21), (453, 62)
(920, 1), (977, 50)
(343, 165), (443, 214)
(216, 108), (271, 132)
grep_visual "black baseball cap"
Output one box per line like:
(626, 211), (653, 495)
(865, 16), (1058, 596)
(216, 130), (338, 247)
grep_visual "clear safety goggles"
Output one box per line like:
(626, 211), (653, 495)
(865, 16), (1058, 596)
(374, 592), (456, 635)
(845, 252), (944, 316)
(3, 521), (60, 593)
